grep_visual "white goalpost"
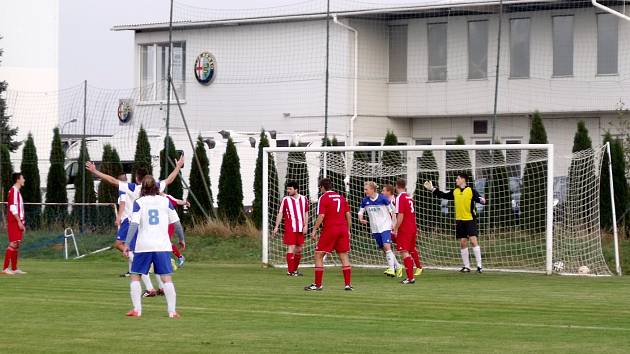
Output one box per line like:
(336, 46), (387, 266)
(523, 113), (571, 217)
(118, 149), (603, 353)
(262, 144), (619, 276)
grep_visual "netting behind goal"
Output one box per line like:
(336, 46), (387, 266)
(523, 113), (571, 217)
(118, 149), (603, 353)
(263, 145), (613, 275)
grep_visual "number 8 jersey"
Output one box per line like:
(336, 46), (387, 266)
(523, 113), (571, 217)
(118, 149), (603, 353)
(131, 195), (180, 252)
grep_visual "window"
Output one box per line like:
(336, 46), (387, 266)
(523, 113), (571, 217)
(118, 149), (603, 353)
(415, 139), (432, 145)
(597, 13), (618, 75)
(473, 120), (488, 134)
(428, 23), (448, 81)
(357, 141), (381, 163)
(468, 20), (488, 79)
(389, 25), (408, 82)
(552, 16), (574, 76)
(510, 18), (530, 78)
(140, 42), (186, 101)
(276, 140), (290, 147)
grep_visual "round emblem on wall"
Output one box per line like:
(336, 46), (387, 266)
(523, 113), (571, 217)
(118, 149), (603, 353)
(194, 52), (216, 85)
(117, 99), (133, 123)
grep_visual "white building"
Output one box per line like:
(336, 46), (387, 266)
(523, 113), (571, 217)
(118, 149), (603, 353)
(110, 0), (630, 204)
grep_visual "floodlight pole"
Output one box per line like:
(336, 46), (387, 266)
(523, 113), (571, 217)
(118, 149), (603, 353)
(324, 0), (330, 143)
(491, 0), (503, 145)
(165, 0), (174, 190)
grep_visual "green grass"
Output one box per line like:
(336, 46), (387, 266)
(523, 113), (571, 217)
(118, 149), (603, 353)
(2, 256), (630, 353)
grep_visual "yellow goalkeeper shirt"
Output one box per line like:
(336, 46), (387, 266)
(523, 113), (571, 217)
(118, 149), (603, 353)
(433, 186), (482, 221)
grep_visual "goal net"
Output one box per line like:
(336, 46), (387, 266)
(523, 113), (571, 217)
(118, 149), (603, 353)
(262, 144), (614, 276)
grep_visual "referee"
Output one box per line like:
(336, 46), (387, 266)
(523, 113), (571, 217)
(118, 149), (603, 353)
(424, 173), (486, 273)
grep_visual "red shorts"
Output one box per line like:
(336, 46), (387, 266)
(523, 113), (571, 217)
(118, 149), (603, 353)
(283, 231), (304, 246)
(8, 223), (24, 243)
(316, 225), (350, 253)
(396, 228), (417, 253)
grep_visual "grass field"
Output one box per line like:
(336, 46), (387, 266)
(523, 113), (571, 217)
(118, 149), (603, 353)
(2, 248), (630, 354)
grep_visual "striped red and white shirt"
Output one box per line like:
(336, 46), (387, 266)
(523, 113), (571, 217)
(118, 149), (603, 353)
(281, 195), (309, 233)
(7, 185), (24, 223)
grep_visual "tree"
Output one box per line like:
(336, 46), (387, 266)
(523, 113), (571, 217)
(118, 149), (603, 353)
(97, 144), (122, 228)
(568, 121), (595, 223)
(486, 148), (515, 229)
(20, 133), (42, 228)
(132, 126), (152, 177)
(381, 130), (403, 187)
(189, 135), (214, 222)
(0, 144), (13, 202)
(159, 136), (183, 199)
(45, 128), (68, 225)
(72, 139), (97, 229)
(521, 111), (548, 233)
(217, 137), (244, 224)
(600, 133), (629, 230)
(415, 150), (441, 232)
(252, 130), (267, 228)
(0, 40), (20, 153)
(286, 142), (310, 201)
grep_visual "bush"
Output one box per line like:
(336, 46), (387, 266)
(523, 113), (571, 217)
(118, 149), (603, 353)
(20, 133), (42, 228)
(217, 137), (244, 224)
(44, 128), (68, 224)
(189, 135), (214, 222)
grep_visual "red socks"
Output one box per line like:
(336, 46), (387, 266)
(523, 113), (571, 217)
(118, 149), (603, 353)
(410, 249), (423, 269)
(286, 253), (295, 273)
(3, 247), (17, 271)
(293, 253), (302, 272)
(404, 256), (414, 280)
(3, 247), (12, 270)
(342, 266), (352, 286)
(314, 267), (324, 287)
(171, 244), (182, 258)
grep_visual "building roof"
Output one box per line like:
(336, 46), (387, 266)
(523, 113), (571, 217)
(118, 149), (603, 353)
(112, 0), (557, 32)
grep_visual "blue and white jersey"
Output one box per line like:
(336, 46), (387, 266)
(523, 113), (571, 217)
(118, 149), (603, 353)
(358, 194), (395, 234)
(118, 181), (166, 207)
(117, 192), (133, 221)
(130, 195), (180, 252)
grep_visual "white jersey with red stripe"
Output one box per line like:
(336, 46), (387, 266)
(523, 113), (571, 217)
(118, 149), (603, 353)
(281, 195), (309, 233)
(7, 186), (24, 223)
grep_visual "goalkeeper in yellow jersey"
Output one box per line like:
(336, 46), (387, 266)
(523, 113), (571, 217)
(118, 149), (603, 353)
(424, 173), (486, 273)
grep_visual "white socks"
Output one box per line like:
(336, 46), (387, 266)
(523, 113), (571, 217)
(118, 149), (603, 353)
(128, 251), (134, 272)
(473, 246), (482, 268)
(130, 280), (142, 314)
(155, 273), (165, 289)
(141, 274), (154, 291)
(385, 250), (397, 269)
(162, 281), (177, 313)
(460, 248), (471, 269)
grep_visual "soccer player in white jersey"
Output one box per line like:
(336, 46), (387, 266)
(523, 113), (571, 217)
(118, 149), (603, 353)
(358, 181), (403, 278)
(86, 158), (183, 296)
(123, 176), (185, 318)
(273, 181), (309, 276)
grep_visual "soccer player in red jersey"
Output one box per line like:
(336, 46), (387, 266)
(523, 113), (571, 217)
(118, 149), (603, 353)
(392, 178), (419, 284)
(305, 178), (353, 291)
(387, 184), (424, 278)
(273, 181), (309, 276)
(3, 173), (27, 275)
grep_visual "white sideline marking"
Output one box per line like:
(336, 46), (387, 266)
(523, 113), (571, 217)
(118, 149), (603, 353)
(22, 297), (630, 332)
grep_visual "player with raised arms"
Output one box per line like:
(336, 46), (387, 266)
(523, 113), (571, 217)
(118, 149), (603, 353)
(305, 178), (353, 291)
(3, 173), (27, 275)
(392, 178), (419, 284)
(123, 176), (186, 318)
(163, 193), (189, 268)
(358, 181), (402, 278)
(273, 181), (309, 276)
(424, 172), (486, 273)
(86, 157), (184, 295)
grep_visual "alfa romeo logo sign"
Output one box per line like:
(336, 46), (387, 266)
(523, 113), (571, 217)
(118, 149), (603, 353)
(194, 52), (216, 85)
(117, 99), (133, 123)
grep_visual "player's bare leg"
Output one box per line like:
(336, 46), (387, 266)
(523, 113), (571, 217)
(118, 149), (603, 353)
(459, 238), (471, 272)
(127, 274), (143, 317)
(338, 252), (352, 290)
(160, 274), (178, 318)
(305, 251), (325, 291)
(469, 236), (482, 273)
(400, 250), (415, 284)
